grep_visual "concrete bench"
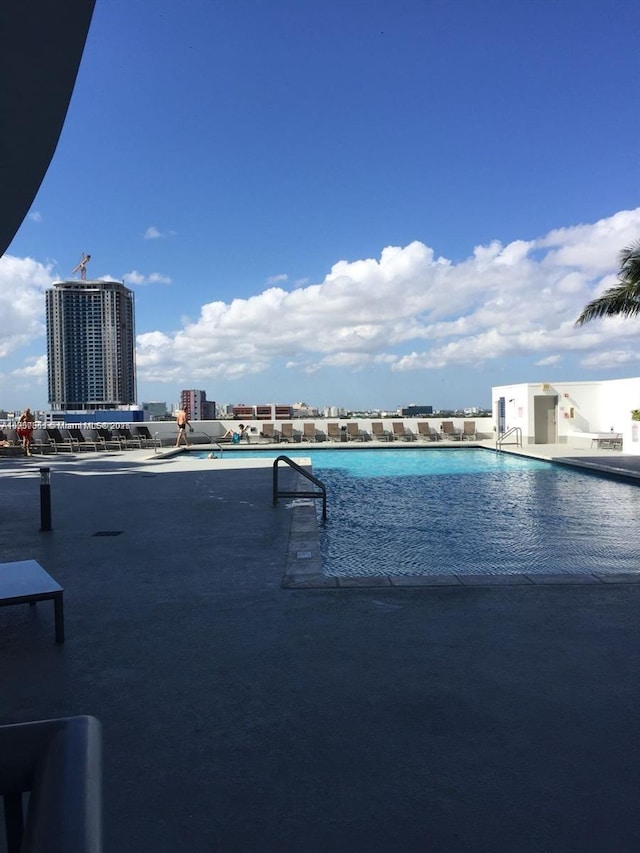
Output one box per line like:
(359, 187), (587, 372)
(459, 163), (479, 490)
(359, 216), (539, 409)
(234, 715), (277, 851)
(0, 560), (64, 643)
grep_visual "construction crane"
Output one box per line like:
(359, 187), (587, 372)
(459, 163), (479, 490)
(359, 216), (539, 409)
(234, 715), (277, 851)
(72, 252), (91, 280)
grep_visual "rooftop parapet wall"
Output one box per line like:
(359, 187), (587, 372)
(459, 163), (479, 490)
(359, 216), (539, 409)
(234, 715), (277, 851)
(142, 417), (495, 446)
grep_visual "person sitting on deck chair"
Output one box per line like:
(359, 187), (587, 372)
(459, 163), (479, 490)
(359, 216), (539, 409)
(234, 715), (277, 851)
(222, 423), (248, 444)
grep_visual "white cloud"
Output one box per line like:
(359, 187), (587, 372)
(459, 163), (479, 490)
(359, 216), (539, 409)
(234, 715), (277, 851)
(535, 355), (563, 367)
(580, 350), (640, 369)
(266, 273), (288, 285)
(4, 208), (640, 396)
(12, 355), (47, 379)
(128, 207), (640, 383)
(537, 209), (640, 275)
(124, 270), (172, 286)
(0, 255), (52, 356)
(143, 226), (176, 240)
(27, 211), (42, 223)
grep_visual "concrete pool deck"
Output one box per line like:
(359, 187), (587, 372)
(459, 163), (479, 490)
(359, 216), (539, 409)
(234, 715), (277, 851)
(1, 443), (639, 852)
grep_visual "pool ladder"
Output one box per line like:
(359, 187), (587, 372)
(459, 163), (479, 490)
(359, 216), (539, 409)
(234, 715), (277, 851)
(272, 455), (327, 521)
(496, 426), (522, 451)
(195, 430), (225, 457)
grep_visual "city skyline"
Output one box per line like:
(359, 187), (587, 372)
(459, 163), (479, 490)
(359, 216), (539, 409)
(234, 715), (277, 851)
(3, 0), (640, 411)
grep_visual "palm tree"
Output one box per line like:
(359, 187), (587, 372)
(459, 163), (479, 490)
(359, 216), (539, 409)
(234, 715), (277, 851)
(575, 240), (640, 325)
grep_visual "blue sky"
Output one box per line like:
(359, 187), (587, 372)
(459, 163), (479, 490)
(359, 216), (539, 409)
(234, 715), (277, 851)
(3, 0), (640, 413)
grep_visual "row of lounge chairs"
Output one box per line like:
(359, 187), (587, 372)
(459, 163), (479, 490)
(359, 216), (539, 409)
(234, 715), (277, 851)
(0, 426), (160, 455)
(253, 420), (478, 443)
(0, 422), (479, 455)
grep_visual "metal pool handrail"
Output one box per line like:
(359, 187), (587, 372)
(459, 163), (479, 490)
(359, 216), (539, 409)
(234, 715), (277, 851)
(195, 430), (224, 457)
(496, 426), (522, 451)
(272, 455), (327, 521)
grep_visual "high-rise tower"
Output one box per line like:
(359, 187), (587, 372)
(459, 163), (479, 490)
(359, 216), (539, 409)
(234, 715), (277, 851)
(46, 279), (137, 412)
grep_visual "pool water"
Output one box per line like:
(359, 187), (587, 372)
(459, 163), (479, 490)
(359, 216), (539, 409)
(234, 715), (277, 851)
(195, 448), (640, 577)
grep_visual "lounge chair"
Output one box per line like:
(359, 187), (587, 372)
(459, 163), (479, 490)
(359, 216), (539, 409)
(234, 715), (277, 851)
(302, 423), (320, 442)
(462, 421), (477, 441)
(115, 427), (144, 448)
(45, 427), (77, 453)
(416, 422), (438, 442)
(95, 428), (124, 450)
(0, 429), (25, 456)
(371, 421), (392, 442)
(280, 423), (301, 443)
(27, 429), (53, 454)
(440, 421), (461, 441)
(392, 421), (414, 441)
(260, 423), (280, 443)
(326, 423), (341, 442)
(346, 422), (365, 441)
(66, 428), (103, 451)
(133, 426), (161, 448)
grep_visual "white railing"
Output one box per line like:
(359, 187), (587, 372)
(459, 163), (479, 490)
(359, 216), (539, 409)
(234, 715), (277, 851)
(496, 426), (522, 451)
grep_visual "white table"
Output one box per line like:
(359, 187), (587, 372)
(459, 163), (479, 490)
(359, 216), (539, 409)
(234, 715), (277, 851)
(0, 560), (64, 643)
(568, 431), (623, 450)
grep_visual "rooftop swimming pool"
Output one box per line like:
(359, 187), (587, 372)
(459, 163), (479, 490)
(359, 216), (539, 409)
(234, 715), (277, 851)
(193, 448), (640, 577)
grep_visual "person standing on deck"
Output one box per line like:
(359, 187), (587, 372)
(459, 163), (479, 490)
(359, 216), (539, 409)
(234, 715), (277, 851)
(175, 407), (192, 447)
(17, 408), (35, 456)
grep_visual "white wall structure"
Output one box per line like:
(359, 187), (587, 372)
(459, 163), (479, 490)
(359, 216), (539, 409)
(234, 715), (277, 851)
(137, 416), (494, 446)
(492, 378), (640, 453)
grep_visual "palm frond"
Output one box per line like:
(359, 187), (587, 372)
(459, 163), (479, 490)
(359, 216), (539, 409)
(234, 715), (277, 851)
(619, 239), (640, 288)
(576, 239), (640, 326)
(575, 280), (640, 326)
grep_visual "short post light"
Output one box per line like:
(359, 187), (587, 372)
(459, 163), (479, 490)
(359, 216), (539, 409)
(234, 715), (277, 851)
(39, 467), (52, 532)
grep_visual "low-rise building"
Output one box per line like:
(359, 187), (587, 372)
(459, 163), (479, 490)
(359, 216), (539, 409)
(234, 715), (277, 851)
(492, 377), (640, 452)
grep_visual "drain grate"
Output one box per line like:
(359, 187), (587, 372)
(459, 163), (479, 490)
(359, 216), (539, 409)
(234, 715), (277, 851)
(92, 531), (123, 537)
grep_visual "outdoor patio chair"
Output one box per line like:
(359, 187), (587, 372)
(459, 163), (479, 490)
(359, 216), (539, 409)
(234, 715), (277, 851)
(133, 426), (160, 448)
(595, 432), (623, 450)
(260, 423), (280, 443)
(66, 428), (102, 451)
(326, 423), (341, 441)
(115, 427), (144, 448)
(440, 421), (461, 440)
(0, 714), (102, 853)
(462, 421), (477, 441)
(45, 428), (77, 453)
(416, 422), (439, 441)
(0, 429), (26, 456)
(346, 422), (365, 441)
(371, 421), (392, 441)
(95, 428), (124, 450)
(26, 429), (52, 454)
(280, 423), (300, 443)
(302, 423), (320, 442)
(392, 421), (414, 441)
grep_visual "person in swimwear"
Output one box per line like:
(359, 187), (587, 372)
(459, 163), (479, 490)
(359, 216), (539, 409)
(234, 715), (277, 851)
(17, 407), (35, 456)
(175, 407), (192, 447)
(222, 423), (249, 443)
